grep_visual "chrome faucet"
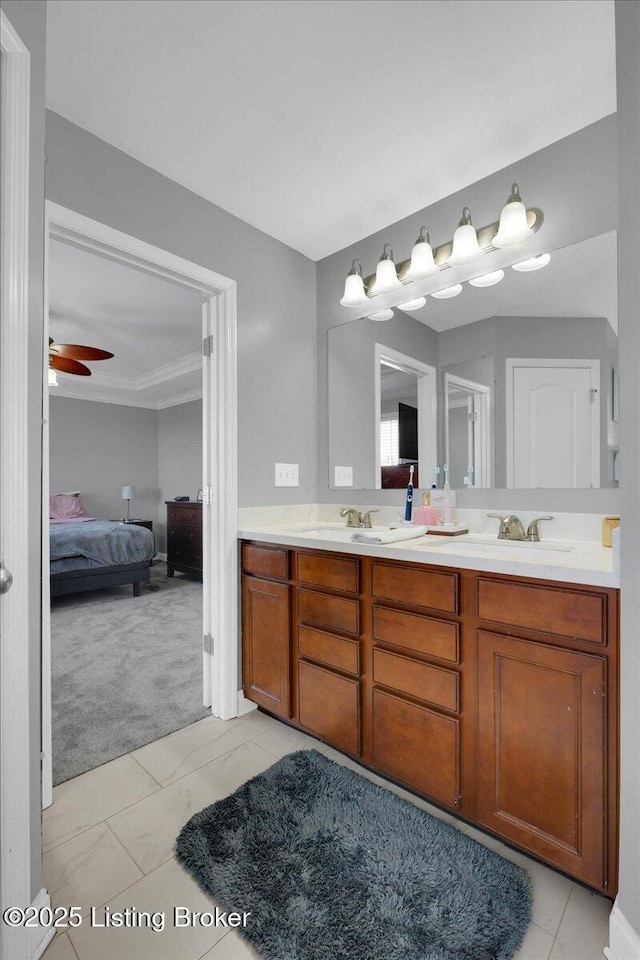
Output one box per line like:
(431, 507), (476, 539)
(525, 516), (554, 542)
(487, 513), (526, 541)
(340, 507), (379, 529)
(360, 509), (379, 529)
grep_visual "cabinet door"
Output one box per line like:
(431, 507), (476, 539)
(242, 577), (291, 718)
(478, 630), (606, 888)
(298, 661), (361, 756)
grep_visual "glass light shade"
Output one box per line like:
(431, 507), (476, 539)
(398, 297), (427, 311)
(468, 269), (505, 287)
(493, 200), (533, 247)
(48, 368), (58, 387)
(367, 309), (394, 321)
(340, 272), (370, 307)
(511, 253), (551, 272)
(405, 239), (437, 281)
(431, 284), (463, 300)
(371, 258), (402, 295)
(448, 223), (481, 265)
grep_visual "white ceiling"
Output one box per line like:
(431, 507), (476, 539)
(45, 0), (616, 261)
(49, 239), (205, 406)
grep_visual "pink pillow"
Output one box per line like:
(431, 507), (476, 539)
(49, 492), (86, 520)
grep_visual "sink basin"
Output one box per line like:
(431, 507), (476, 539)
(419, 534), (573, 563)
(296, 526), (427, 544)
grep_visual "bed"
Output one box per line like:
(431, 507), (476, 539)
(50, 502), (155, 598)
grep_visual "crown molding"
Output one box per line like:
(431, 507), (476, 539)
(155, 388), (202, 409)
(51, 383), (202, 410)
(135, 351), (201, 389)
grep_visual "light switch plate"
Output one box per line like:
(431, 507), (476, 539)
(274, 462), (299, 487)
(334, 466), (353, 487)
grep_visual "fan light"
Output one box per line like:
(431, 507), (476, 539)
(448, 208), (482, 266)
(468, 269), (505, 288)
(340, 259), (370, 307)
(431, 284), (463, 300)
(405, 227), (438, 281)
(371, 244), (402, 295)
(48, 368), (58, 387)
(368, 309), (394, 321)
(398, 297), (427, 311)
(512, 253), (551, 272)
(493, 183), (534, 248)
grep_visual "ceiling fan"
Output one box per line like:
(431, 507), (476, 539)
(48, 338), (114, 382)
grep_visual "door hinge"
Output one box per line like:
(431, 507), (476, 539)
(468, 412), (478, 422)
(202, 335), (214, 357)
(203, 634), (214, 655)
(201, 485), (214, 505)
(590, 387), (598, 403)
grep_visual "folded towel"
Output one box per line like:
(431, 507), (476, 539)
(351, 525), (427, 545)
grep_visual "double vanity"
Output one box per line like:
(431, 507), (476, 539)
(238, 512), (619, 897)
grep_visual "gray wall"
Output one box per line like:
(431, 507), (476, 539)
(157, 401), (202, 552)
(317, 115), (620, 512)
(45, 111), (318, 508)
(615, 0), (640, 937)
(49, 396), (160, 523)
(2, 0), (47, 903)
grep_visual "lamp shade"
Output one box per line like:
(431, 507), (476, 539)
(448, 208), (481, 266)
(121, 485), (136, 501)
(431, 284), (462, 300)
(340, 259), (370, 307)
(493, 183), (534, 248)
(511, 253), (551, 272)
(367, 309), (394, 321)
(468, 269), (504, 287)
(371, 244), (402, 296)
(405, 228), (438, 281)
(48, 368), (58, 387)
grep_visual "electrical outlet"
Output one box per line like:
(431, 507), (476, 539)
(334, 466), (353, 487)
(274, 462), (299, 487)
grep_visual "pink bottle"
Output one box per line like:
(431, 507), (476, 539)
(413, 493), (439, 526)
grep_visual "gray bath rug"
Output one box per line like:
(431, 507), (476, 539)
(176, 749), (532, 960)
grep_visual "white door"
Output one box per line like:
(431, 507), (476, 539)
(507, 359), (600, 488)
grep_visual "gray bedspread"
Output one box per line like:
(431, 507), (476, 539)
(50, 520), (154, 567)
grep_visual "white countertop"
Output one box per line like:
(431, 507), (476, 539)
(237, 521), (618, 588)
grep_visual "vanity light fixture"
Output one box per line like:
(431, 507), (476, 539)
(371, 244), (403, 295)
(447, 207), (482, 266)
(405, 227), (438, 281)
(367, 309), (395, 321)
(431, 284), (463, 299)
(512, 253), (551, 272)
(493, 183), (534, 248)
(468, 269), (505, 287)
(340, 259), (370, 307)
(48, 368), (58, 387)
(398, 297), (427, 311)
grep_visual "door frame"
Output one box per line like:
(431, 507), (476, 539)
(505, 357), (601, 489)
(443, 372), (492, 488)
(42, 202), (239, 807)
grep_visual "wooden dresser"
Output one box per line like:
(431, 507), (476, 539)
(165, 501), (202, 579)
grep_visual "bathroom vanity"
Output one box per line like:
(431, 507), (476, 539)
(240, 534), (619, 897)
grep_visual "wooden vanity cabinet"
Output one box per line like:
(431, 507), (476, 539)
(240, 541), (619, 896)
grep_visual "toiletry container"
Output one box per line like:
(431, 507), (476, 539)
(414, 493), (439, 526)
(429, 489), (456, 522)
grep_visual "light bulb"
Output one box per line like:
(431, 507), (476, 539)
(431, 284), (462, 300)
(448, 208), (481, 265)
(468, 269), (505, 287)
(371, 243), (402, 295)
(48, 367), (58, 387)
(511, 253), (551, 272)
(368, 309), (394, 321)
(398, 297), (427, 311)
(405, 227), (438, 281)
(340, 259), (370, 307)
(493, 183), (534, 248)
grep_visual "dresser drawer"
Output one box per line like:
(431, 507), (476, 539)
(298, 625), (360, 677)
(298, 589), (360, 637)
(477, 578), (606, 645)
(168, 524), (202, 549)
(298, 660), (360, 756)
(373, 647), (459, 713)
(242, 543), (289, 581)
(372, 562), (458, 614)
(167, 505), (201, 528)
(372, 605), (459, 663)
(296, 552), (359, 594)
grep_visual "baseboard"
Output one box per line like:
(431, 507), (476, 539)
(605, 900), (640, 960)
(155, 552), (167, 562)
(1, 887), (55, 960)
(237, 690), (257, 716)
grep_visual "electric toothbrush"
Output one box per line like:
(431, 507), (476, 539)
(443, 463), (453, 523)
(404, 464), (415, 522)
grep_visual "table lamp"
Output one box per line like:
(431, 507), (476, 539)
(121, 485), (136, 522)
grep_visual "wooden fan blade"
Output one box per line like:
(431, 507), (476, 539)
(50, 343), (114, 360)
(50, 356), (92, 376)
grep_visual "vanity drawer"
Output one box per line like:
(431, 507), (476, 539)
(167, 505), (201, 528)
(373, 647), (459, 713)
(298, 625), (360, 677)
(242, 543), (289, 581)
(372, 688), (460, 809)
(372, 562), (458, 614)
(298, 661), (361, 756)
(477, 578), (606, 645)
(298, 589), (360, 637)
(372, 605), (459, 663)
(296, 552), (359, 594)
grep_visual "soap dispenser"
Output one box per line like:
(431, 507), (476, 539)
(413, 492), (439, 526)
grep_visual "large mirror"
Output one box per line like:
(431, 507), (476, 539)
(328, 231), (618, 490)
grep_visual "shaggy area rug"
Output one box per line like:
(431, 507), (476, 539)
(176, 749), (532, 960)
(51, 562), (208, 784)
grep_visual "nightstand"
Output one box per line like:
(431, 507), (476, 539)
(123, 519), (153, 532)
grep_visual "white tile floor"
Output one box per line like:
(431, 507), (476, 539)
(42, 710), (612, 960)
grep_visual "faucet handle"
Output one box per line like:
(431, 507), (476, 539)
(526, 515), (554, 542)
(340, 507), (362, 528)
(360, 509), (379, 529)
(487, 513), (508, 522)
